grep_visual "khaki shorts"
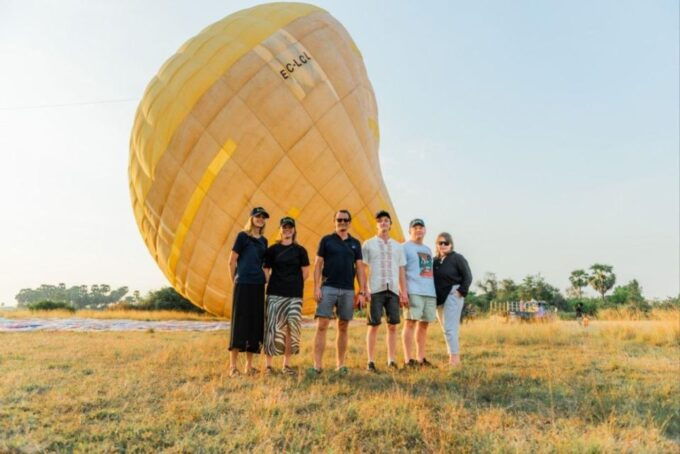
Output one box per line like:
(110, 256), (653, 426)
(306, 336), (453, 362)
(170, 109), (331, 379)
(404, 294), (437, 322)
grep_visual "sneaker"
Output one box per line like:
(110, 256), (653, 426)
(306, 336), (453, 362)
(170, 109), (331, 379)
(229, 368), (240, 377)
(282, 365), (296, 376)
(336, 366), (350, 375)
(264, 366), (276, 376)
(405, 359), (419, 369)
(420, 358), (436, 368)
(367, 361), (377, 373)
(246, 367), (259, 376)
(387, 361), (399, 370)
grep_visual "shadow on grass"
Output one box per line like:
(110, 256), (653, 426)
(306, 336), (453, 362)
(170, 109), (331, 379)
(273, 364), (680, 441)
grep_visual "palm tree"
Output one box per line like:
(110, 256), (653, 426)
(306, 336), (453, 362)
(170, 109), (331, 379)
(569, 269), (589, 298)
(588, 264), (616, 301)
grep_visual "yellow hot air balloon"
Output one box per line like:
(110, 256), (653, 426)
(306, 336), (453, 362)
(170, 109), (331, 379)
(129, 2), (403, 317)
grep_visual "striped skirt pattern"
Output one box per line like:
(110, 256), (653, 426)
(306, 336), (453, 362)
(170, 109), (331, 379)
(264, 295), (302, 356)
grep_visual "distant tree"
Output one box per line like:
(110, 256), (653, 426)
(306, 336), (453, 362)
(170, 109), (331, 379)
(476, 272), (498, 301)
(588, 264), (616, 301)
(657, 295), (680, 310)
(569, 269), (589, 298)
(465, 290), (492, 312)
(518, 274), (563, 305)
(496, 278), (518, 303)
(142, 287), (203, 313)
(27, 300), (75, 312)
(609, 279), (649, 312)
(15, 283), (129, 309)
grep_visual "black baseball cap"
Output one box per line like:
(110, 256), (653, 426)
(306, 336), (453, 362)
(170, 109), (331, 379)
(280, 216), (295, 227)
(375, 210), (391, 220)
(409, 218), (425, 228)
(250, 207), (270, 218)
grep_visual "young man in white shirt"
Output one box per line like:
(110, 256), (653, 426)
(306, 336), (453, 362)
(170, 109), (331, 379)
(361, 210), (408, 372)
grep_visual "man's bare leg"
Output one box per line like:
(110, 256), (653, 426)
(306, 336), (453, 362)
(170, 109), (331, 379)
(386, 323), (398, 363)
(313, 318), (330, 369)
(336, 319), (349, 368)
(402, 319), (416, 363)
(367, 325), (379, 363)
(416, 321), (430, 361)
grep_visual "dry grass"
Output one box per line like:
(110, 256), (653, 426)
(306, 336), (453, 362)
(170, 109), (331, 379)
(0, 319), (678, 452)
(596, 308), (680, 321)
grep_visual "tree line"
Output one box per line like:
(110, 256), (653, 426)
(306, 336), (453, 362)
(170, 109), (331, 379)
(14, 284), (202, 313)
(466, 263), (677, 315)
(12, 263), (679, 315)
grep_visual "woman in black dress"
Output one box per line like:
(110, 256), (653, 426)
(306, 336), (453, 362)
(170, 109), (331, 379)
(228, 206), (269, 376)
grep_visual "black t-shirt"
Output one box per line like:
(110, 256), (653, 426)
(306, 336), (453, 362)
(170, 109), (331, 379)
(317, 233), (362, 290)
(264, 243), (310, 297)
(232, 232), (268, 284)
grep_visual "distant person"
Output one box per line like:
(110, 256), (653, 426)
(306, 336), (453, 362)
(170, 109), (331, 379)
(310, 210), (366, 375)
(433, 232), (472, 368)
(402, 218), (437, 368)
(228, 207), (269, 377)
(263, 217), (310, 376)
(575, 302), (584, 324)
(361, 210), (408, 372)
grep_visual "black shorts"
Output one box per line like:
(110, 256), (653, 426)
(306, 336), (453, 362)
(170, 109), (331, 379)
(368, 290), (401, 326)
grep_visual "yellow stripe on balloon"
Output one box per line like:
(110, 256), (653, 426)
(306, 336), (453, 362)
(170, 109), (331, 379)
(167, 139), (237, 283)
(134, 3), (322, 194)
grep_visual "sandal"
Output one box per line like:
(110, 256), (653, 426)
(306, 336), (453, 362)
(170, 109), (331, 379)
(282, 365), (296, 376)
(229, 368), (240, 377)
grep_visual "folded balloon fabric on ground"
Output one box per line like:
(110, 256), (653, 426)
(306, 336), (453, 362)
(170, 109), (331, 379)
(0, 317), (230, 332)
(129, 2), (403, 317)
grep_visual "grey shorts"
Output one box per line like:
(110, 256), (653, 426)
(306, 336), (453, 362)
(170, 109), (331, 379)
(315, 286), (355, 321)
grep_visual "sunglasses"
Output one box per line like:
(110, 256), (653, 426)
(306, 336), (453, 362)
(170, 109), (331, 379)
(335, 218), (351, 223)
(438, 241), (450, 246)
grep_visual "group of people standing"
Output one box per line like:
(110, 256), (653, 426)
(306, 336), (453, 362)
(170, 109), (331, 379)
(227, 207), (472, 377)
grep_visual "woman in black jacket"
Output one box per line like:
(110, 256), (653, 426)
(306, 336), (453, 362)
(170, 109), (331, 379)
(433, 232), (472, 367)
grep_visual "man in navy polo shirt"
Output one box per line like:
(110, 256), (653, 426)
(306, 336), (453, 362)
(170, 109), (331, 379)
(310, 209), (367, 375)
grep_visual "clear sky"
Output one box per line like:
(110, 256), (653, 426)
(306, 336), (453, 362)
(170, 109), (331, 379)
(0, 0), (678, 306)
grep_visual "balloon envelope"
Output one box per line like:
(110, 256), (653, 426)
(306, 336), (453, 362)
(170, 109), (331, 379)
(129, 2), (402, 317)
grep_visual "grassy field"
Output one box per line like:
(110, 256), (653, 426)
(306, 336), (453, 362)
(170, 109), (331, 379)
(1, 317), (678, 452)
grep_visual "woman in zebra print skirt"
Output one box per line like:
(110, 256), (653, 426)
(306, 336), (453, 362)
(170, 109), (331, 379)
(263, 216), (310, 375)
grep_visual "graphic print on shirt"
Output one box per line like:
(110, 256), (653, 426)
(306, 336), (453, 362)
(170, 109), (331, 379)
(417, 252), (433, 278)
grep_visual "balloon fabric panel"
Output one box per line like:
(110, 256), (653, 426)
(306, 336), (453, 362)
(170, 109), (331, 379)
(129, 3), (403, 317)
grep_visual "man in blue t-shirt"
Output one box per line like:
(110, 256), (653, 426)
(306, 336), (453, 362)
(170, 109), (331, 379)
(310, 209), (367, 375)
(402, 218), (438, 368)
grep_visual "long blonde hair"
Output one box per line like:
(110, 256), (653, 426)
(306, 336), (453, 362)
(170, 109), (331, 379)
(435, 232), (454, 259)
(244, 216), (266, 236)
